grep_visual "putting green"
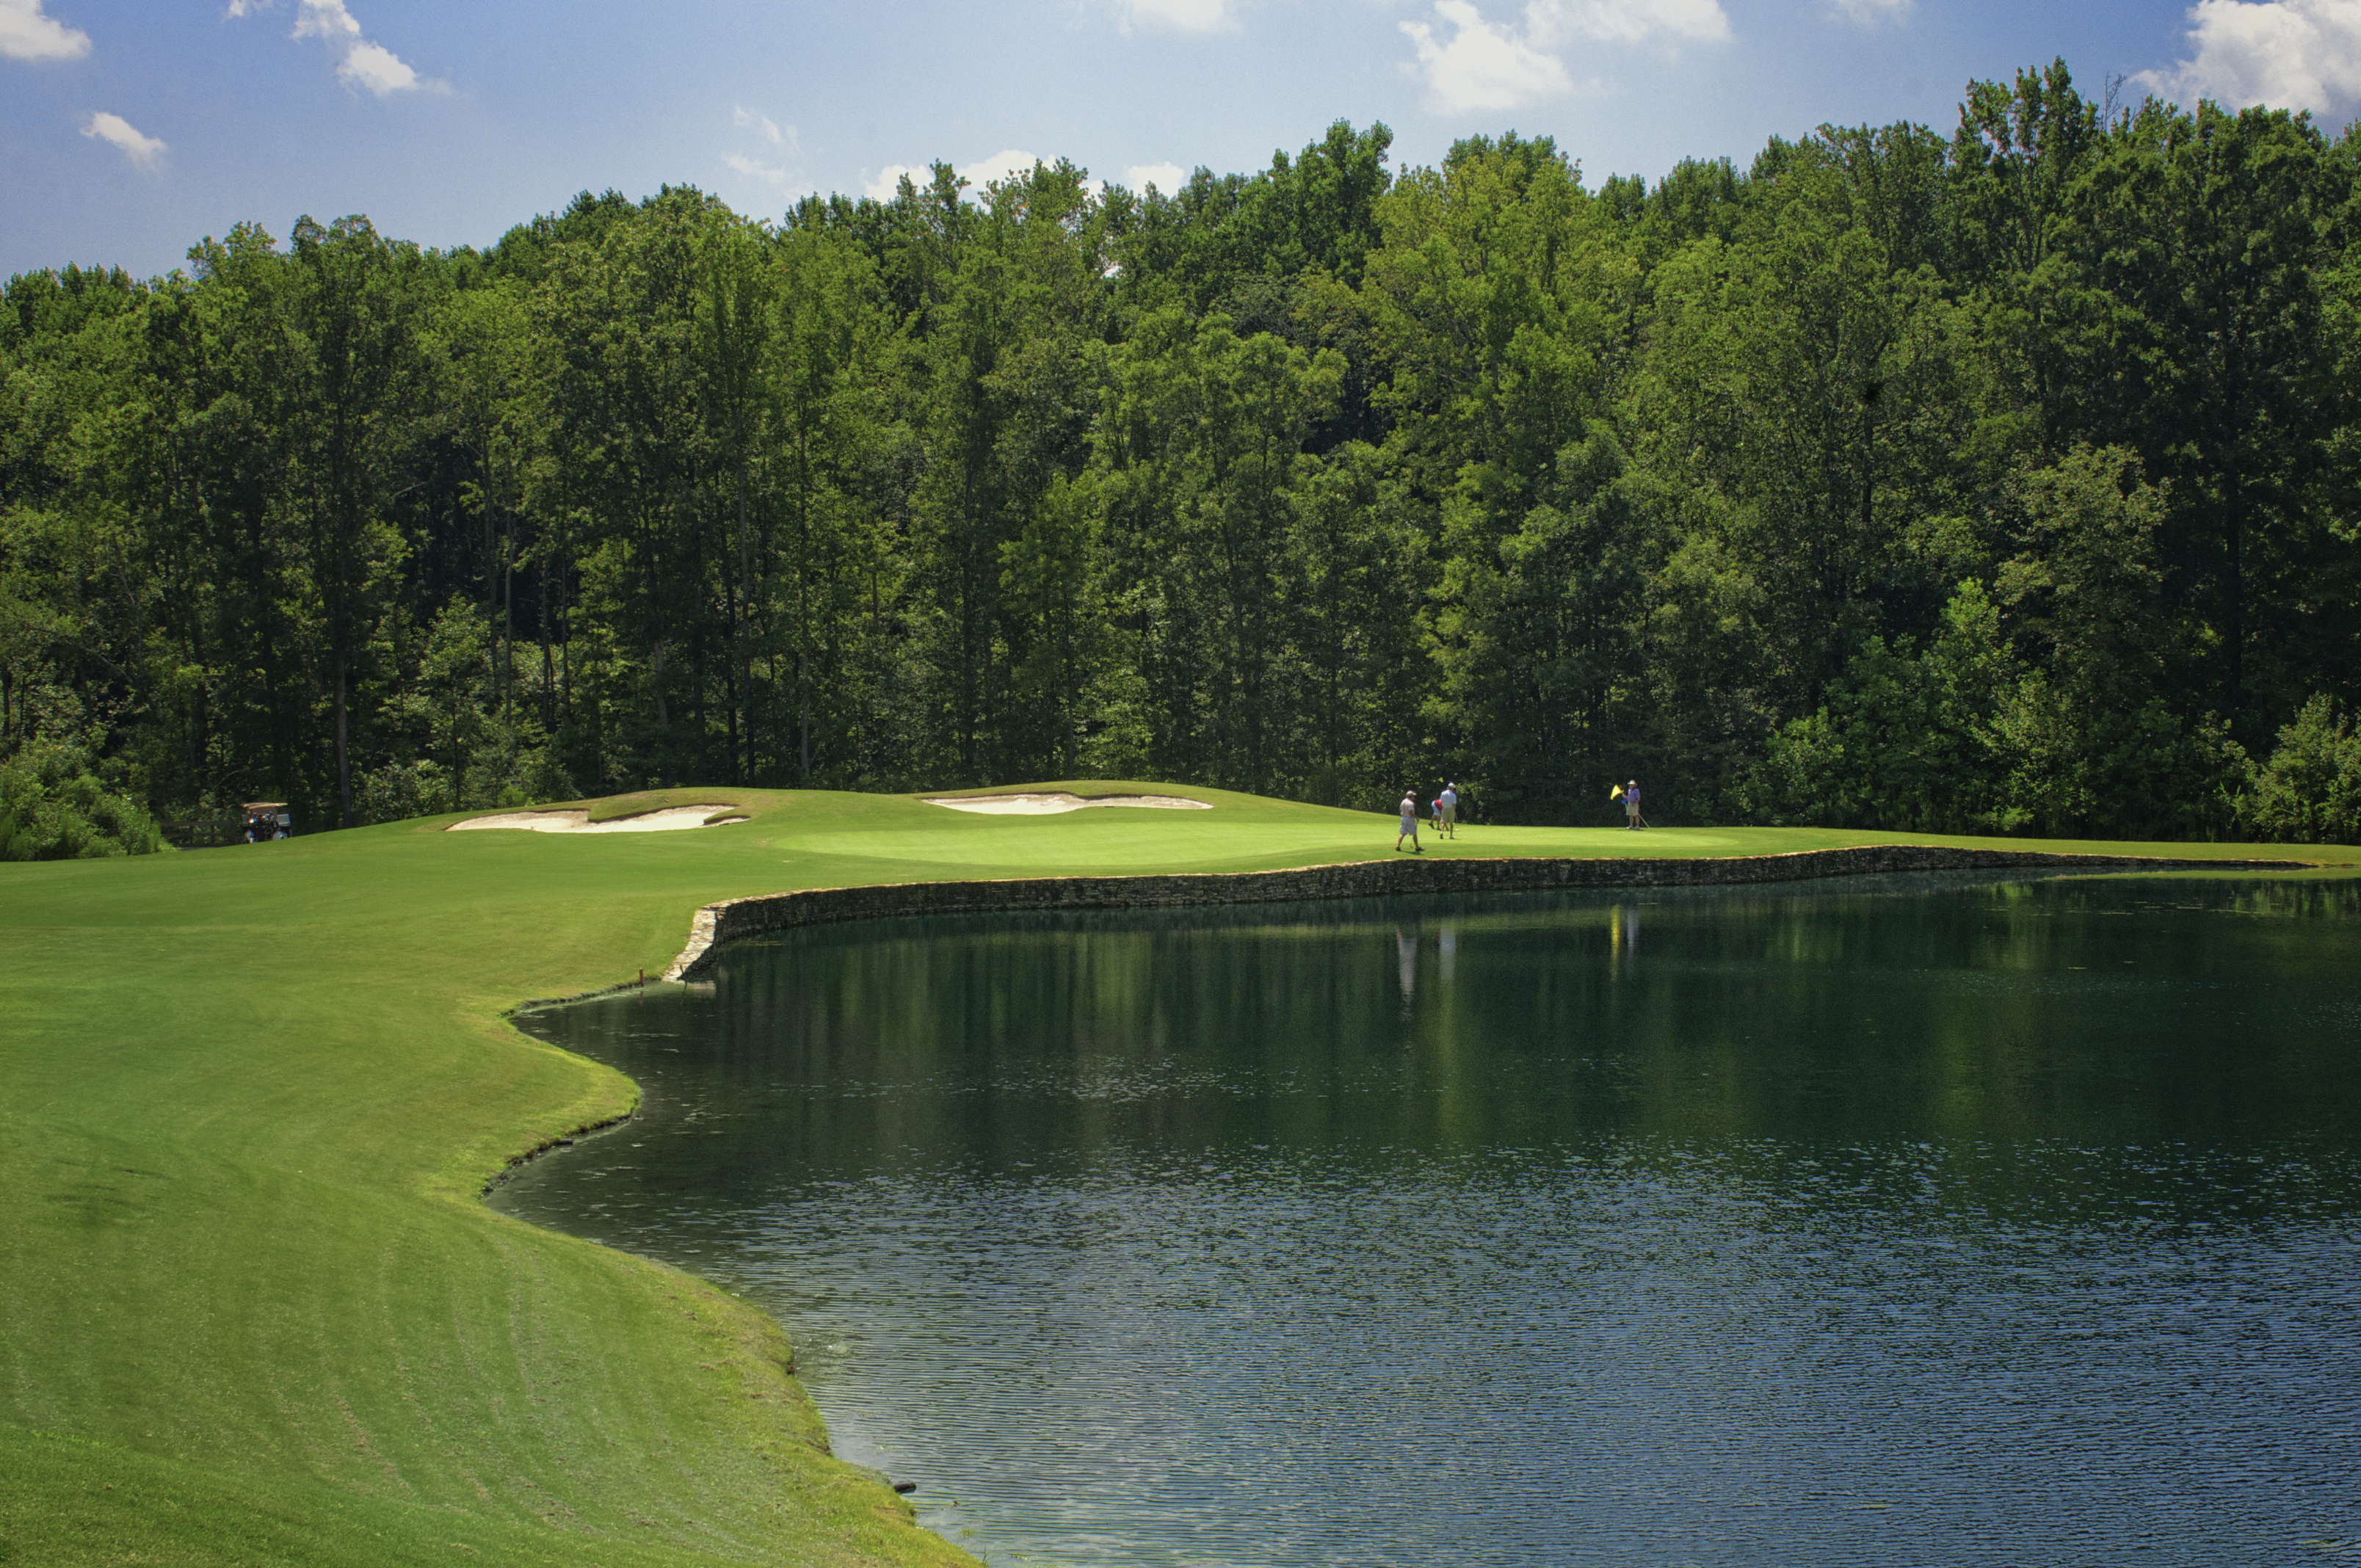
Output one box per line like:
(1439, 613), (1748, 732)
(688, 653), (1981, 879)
(1, 783), (2348, 1566)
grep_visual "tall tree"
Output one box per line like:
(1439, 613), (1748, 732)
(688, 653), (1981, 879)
(283, 215), (432, 826)
(2067, 99), (2349, 740)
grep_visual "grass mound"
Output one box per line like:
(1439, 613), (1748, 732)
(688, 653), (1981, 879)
(1, 783), (2347, 1564)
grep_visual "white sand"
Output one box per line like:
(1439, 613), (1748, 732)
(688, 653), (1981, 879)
(921, 792), (1212, 816)
(447, 805), (749, 834)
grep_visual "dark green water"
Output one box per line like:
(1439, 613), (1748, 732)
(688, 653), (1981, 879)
(496, 873), (2361, 1567)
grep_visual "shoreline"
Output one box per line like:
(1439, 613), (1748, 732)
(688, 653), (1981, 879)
(16, 788), (2341, 1567)
(537, 838), (2329, 1564)
(478, 1106), (639, 1197)
(659, 843), (2310, 981)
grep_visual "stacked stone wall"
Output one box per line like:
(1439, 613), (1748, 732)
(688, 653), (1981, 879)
(661, 847), (2299, 981)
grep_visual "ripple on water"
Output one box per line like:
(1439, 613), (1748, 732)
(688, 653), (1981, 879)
(498, 876), (2361, 1567)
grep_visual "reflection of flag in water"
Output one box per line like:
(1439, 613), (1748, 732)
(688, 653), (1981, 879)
(1609, 903), (1638, 968)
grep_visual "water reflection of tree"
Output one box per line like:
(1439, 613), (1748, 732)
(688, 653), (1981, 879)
(546, 877), (2361, 1222)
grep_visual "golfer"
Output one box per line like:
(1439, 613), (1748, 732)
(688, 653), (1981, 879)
(1624, 778), (1644, 830)
(1397, 792), (1422, 852)
(1440, 782), (1459, 838)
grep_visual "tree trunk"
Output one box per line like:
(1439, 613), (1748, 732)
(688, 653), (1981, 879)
(2224, 477), (2245, 737)
(336, 653), (352, 829)
(737, 468), (754, 783)
(501, 506), (515, 725)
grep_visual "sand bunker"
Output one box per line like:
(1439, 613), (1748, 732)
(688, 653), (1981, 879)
(448, 805), (749, 834)
(921, 792), (1212, 816)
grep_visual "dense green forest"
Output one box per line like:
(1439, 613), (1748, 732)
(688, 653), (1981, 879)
(4, 61), (2360, 852)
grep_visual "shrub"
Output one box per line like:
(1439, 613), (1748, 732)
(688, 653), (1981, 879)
(2242, 695), (2361, 845)
(0, 743), (167, 860)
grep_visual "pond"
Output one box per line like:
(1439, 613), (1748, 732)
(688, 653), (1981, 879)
(493, 873), (2361, 1567)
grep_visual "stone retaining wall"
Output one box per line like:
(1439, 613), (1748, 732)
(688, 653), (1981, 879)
(661, 846), (2299, 981)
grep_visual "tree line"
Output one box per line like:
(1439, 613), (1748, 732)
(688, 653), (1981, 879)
(4, 61), (2359, 854)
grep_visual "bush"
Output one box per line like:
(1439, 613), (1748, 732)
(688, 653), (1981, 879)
(2242, 695), (2361, 845)
(0, 743), (167, 860)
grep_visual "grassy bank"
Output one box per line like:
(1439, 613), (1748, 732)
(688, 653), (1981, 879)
(3, 784), (2349, 1565)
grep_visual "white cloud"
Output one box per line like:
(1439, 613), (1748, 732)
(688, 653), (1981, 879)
(1529, 0), (1730, 48)
(860, 150), (1062, 201)
(231, 0), (442, 94)
(1400, 1), (1573, 112)
(725, 152), (791, 184)
(81, 110), (165, 168)
(1825, 0), (1909, 21)
(1125, 161), (1189, 192)
(863, 163), (922, 200)
(723, 108), (802, 192)
(1399, 0), (1730, 112)
(1119, 0), (1233, 32)
(2138, 0), (2361, 115)
(338, 38), (425, 93)
(0, 0), (92, 61)
(733, 104), (797, 151)
(290, 0), (359, 41)
(960, 148), (1042, 189)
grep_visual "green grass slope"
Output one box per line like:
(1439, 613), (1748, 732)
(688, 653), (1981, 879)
(2, 783), (2349, 1566)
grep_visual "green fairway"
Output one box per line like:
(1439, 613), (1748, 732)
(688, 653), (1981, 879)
(3, 783), (2351, 1567)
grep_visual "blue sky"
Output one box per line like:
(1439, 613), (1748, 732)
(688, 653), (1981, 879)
(4, 0), (2354, 279)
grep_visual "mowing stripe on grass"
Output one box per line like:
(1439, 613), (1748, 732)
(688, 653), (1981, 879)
(2, 782), (2349, 1566)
